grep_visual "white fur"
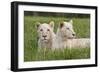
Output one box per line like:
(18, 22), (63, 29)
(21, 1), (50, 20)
(66, 38), (90, 49)
(54, 20), (90, 49)
(37, 21), (55, 49)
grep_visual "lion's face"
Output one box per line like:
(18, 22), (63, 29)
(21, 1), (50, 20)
(59, 20), (76, 39)
(37, 21), (54, 42)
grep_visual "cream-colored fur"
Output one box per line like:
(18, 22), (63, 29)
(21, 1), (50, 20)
(54, 20), (90, 49)
(37, 21), (55, 49)
(66, 38), (90, 48)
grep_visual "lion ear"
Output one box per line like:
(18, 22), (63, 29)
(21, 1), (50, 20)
(36, 22), (41, 29)
(49, 21), (54, 28)
(60, 22), (64, 28)
(69, 20), (73, 24)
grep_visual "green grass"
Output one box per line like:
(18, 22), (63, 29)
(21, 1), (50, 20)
(24, 16), (90, 62)
(24, 48), (90, 61)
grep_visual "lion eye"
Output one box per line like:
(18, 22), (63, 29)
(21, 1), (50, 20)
(47, 29), (50, 31)
(40, 29), (43, 31)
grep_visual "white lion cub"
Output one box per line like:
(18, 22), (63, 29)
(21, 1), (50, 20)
(36, 21), (56, 50)
(55, 20), (90, 49)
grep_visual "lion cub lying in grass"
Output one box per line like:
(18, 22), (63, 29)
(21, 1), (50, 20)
(36, 20), (90, 50)
(55, 20), (90, 49)
(36, 21), (56, 50)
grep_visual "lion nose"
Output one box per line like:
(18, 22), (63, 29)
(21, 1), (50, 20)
(43, 35), (47, 38)
(72, 33), (75, 36)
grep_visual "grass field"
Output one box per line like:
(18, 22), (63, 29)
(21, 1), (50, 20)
(24, 15), (90, 62)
